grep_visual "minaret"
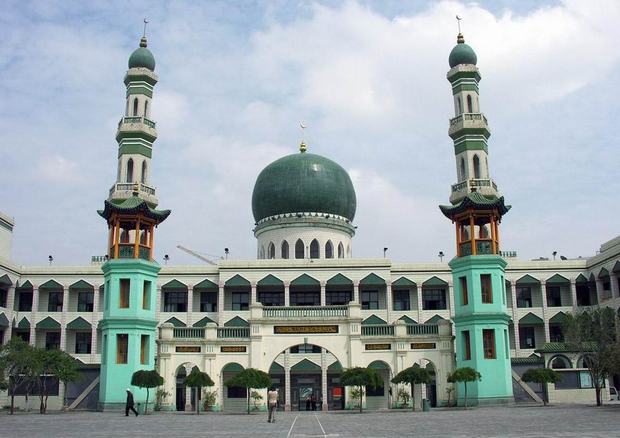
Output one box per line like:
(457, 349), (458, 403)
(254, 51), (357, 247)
(440, 30), (513, 406)
(97, 31), (170, 411)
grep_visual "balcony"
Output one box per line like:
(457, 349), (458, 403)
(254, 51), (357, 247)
(173, 327), (204, 339)
(262, 305), (349, 319)
(171, 326), (251, 339)
(361, 323), (439, 337)
(450, 178), (498, 203)
(109, 182), (158, 205)
(448, 112), (490, 138)
(116, 116), (157, 141)
(217, 327), (250, 339)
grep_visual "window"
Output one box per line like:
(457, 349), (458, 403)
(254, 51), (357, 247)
(366, 385), (384, 397)
(481, 274), (493, 304)
(18, 291), (33, 311)
(281, 241), (289, 259)
(326, 291), (351, 305)
(142, 281), (151, 310)
(460, 157), (466, 180)
(325, 241), (333, 259)
(290, 344), (321, 354)
(463, 331), (471, 360)
(231, 292), (249, 311)
(422, 288), (447, 310)
(140, 334), (149, 365)
(120, 279), (130, 309)
(0, 288), (7, 308)
(258, 291), (284, 306)
(47, 291), (63, 312)
(473, 154), (480, 179)
(361, 290), (379, 310)
(116, 334), (128, 364)
(393, 290), (410, 311)
(268, 242), (275, 259)
(550, 324), (564, 342)
(144, 100), (149, 118)
(290, 291), (320, 306)
(77, 292), (94, 312)
(338, 243), (344, 258)
(519, 326), (536, 348)
(310, 239), (319, 259)
(550, 356), (570, 369)
(547, 286), (562, 307)
(456, 96), (462, 114)
(227, 385), (246, 398)
(45, 332), (61, 350)
(75, 332), (91, 354)
(133, 98), (139, 116)
(126, 158), (134, 183)
(483, 329), (496, 359)
(164, 291), (187, 312)
(200, 292), (217, 312)
(466, 94), (473, 112)
(555, 371), (597, 390)
(516, 287), (532, 308)
(460, 276), (468, 306)
(295, 239), (304, 259)
(141, 161), (147, 184)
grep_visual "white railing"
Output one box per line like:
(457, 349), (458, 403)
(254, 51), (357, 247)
(109, 182), (156, 196)
(262, 305), (349, 319)
(173, 327), (204, 339)
(451, 178), (497, 194)
(449, 112), (488, 126)
(118, 116), (157, 129)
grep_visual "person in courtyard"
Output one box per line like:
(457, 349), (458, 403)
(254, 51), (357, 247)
(306, 395), (311, 411)
(311, 394), (317, 411)
(267, 386), (278, 423)
(125, 388), (139, 417)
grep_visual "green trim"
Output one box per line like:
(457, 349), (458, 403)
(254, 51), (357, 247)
(422, 276), (448, 287)
(115, 130), (157, 143)
(426, 314), (445, 324)
(516, 274), (540, 285)
(126, 86), (153, 98)
(360, 273), (385, 286)
(535, 342), (596, 353)
(257, 274), (284, 288)
(192, 316), (216, 327)
(448, 69), (481, 83)
(546, 274), (569, 284)
(399, 315), (417, 324)
(598, 268), (610, 278)
(98, 196), (170, 222)
(124, 73), (157, 87)
(224, 316), (249, 327)
(0, 274), (12, 286)
(222, 363), (244, 373)
(440, 193), (510, 219)
(511, 356), (543, 365)
(613, 261), (620, 273)
(18, 280), (33, 289)
(69, 279), (93, 290)
(362, 315), (387, 325)
(118, 144), (152, 158)
(575, 273), (589, 283)
(452, 83), (479, 94)
(326, 273), (353, 287)
(225, 275), (250, 288)
(36, 316), (61, 330)
(0, 313), (8, 328)
(18, 317), (30, 329)
(67, 317), (92, 330)
(327, 361), (342, 373)
(519, 312), (544, 325)
(39, 279), (63, 290)
(162, 279), (187, 290)
(195, 278), (218, 290)
(549, 312), (567, 325)
(368, 360), (390, 370)
(392, 276), (416, 287)
(291, 359), (320, 373)
(291, 274), (320, 287)
(269, 362), (284, 374)
(454, 140), (488, 155)
(164, 317), (186, 327)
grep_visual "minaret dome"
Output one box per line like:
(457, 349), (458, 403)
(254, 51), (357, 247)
(448, 33), (477, 68)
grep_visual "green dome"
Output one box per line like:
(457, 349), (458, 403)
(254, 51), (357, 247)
(449, 35), (477, 68)
(128, 38), (155, 71)
(252, 151), (357, 222)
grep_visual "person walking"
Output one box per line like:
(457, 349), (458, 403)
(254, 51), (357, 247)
(267, 386), (278, 423)
(311, 394), (316, 411)
(125, 388), (139, 417)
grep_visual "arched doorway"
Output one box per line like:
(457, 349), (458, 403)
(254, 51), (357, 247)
(367, 361), (391, 410)
(420, 359), (437, 407)
(222, 362), (246, 413)
(175, 364), (198, 411)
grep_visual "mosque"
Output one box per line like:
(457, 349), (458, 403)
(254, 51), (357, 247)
(0, 29), (619, 412)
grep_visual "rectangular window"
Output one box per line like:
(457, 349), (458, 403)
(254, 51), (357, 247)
(326, 291), (352, 305)
(258, 291), (284, 307)
(0, 287), (7, 308)
(199, 291), (218, 312)
(142, 281), (151, 310)
(47, 291), (63, 312)
(290, 291), (320, 306)
(227, 385), (246, 398)
(77, 292), (94, 312)
(75, 332), (92, 354)
(393, 290), (410, 311)
(422, 288), (447, 310)
(481, 274), (493, 304)
(460, 277), (468, 306)
(116, 334), (128, 364)
(164, 291), (188, 312)
(519, 326), (536, 348)
(547, 286), (562, 307)
(119, 279), (130, 309)
(18, 291), (33, 311)
(550, 324), (564, 342)
(555, 371), (597, 390)
(504, 329), (509, 359)
(501, 276), (506, 305)
(140, 334), (148, 365)
(361, 290), (379, 310)
(483, 329), (495, 359)
(463, 331), (471, 360)
(45, 332), (61, 350)
(290, 344), (321, 354)
(104, 281), (110, 310)
(231, 291), (249, 310)
(516, 287), (532, 308)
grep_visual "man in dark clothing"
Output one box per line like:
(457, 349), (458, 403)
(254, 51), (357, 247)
(125, 388), (139, 417)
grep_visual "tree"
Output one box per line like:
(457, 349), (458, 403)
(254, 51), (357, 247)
(340, 367), (383, 413)
(185, 368), (214, 415)
(449, 367), (481, 409)
(225, 368), (271, 414)
(564, 307), (618, 406)
(391, 364), (432, 412)
(33, 349), (79, 413)
(521, 368), (561, 406)
(0, 338), (36, 414)
(131, 370), (164, 415)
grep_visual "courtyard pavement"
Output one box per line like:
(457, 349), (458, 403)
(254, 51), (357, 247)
(1, 404), (619, 437)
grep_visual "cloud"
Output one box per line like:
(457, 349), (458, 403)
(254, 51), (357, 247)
(33, 155), (83, 183)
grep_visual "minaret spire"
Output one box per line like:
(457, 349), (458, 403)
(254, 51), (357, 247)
(299, 121), (307, 153)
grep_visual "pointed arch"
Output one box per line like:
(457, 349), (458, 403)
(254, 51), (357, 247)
(295, 239), (304, 259)
(144, 100), (149, 118)
(338, 242), (344, 258)
(460, 157), (466, 181)
(133, 97), (139, 116)
(267, 242), (275, 259)
(141, 160), (147, 184)
(473, 154), (480, 179)
(310, 239), (319, 259)
(466, 94), (473, 112)
(281, 241), (289, 259)
(325, 240), (334, 259)
(126, 158), (134, 183)
(456, 96), (462, 115)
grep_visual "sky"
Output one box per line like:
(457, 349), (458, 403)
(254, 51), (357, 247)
(0, 0), (618, 266)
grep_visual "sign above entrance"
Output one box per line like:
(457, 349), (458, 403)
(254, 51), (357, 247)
(176, 346), (201, 353)
(365, 343), (391, 351)
(274, 325), (339, 334)
(221, 346), (247, 353)
(411, 342), (436, 350)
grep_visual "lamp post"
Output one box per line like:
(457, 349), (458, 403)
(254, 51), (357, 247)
(438, 251), (444, 262)
(552, 251), (557, 261)
(163, 254), (169, 265)
(48, 255), (54, 265)
(383, 247), (388, 258)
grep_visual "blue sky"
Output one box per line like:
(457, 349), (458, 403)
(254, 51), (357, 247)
(0, 0), (618, 266)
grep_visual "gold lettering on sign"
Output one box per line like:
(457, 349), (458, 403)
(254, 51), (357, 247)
(221, 346), (247, 353)
(176, 346), (201, 353)
(365, 343), (391, 351)
(411, 343), (436, 350)
(274, 325), (339, 334)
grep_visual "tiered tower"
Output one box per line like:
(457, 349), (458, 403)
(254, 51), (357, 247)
(97, 34), (170, 410)
(440, 31), (513, 405)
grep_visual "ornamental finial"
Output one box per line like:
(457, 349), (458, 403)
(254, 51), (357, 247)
(140, 18), (149, 47)
(299, 121), (308, 153)
(299, 141), (307, 153)
(456, 15), (464, 43)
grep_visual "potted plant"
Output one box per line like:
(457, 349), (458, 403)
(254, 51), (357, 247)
(202, 389), (218, 411)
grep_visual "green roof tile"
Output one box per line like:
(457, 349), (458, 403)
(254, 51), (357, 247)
(162, 279), (187, 290)
(360, 273), (385, 286)
(192, 316), (216, 327)
(327, 361), (343, 373)
(66, 317), (91, 330)
(0, 313), (8, 328)
(423, 276), (448, 287)
(36, 316), (61, 330)
(362, 315), (387, 325)
(291, 274), (320, 287)
(439, 193), (511, 219)
(39, 279), (63, 290)
(291, 359), (320, 373)
(511, 356), (543, 365)
(535, 342), (596, 353)
(225, 275), (251, 288)
(599, 268), (610, 278)
(257, 274), (284, 288)
(18, 317), (30, 329)
(98, 195), (170, 222)
(0, 274), (12, 286)
(575, 273), (589, 283)
(549, 312), (567, 325)
(326, 274), (353, 287)
(164, 317), (186, 327)
(516, 274), (540, 285)
(69, 280), (93, 290)
(519, 312), (544, 325)
(269, 362), (284, 374)
(194, 278), (218, 290)
(224, 316), (249, 327)
(546, 274), (569, 284)
(392, 277), (416, 287)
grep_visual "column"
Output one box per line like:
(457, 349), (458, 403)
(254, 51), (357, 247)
(447, 282), (454, 319)
(187, 285), (194, 325)
(30, 286), (39, 346)
(155, 285), (163, 320)
(353, 282), (359, 304)
(385, 282), (392, 322)
(6, 285), (15, 313)
(416, 286), (423, 323)
(218, 284), (225, 325)
(540, 281), (550, 344)
(92, 285), (100, 360)
(284, 350), (291, 411)
(321, 348), (328, 411)
(250, 283), (257, 305)
(595, 279), (604, 304)
(508, 281), (521, 354)
(570, 280), (578, 310)
(611, 275), (620, 299)
(185, 364), (193, 411)
(60, 286), (70, 351)
(320, 282), (326, 307)
(284, 282), (290, 307)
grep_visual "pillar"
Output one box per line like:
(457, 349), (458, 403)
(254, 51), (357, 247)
(155, 285), (162, 320)
(92, 285), (100, 359)
(353, 282), (359, 304)
(570, 280), (578, 309)
(416, 285), (423, 323)
(187, 285), (194, 325)
(611, 275), (620, 299)
(250, 283), (257, 305)
(60, 286), (69, 351)
(185, 365), (193, 412)
(508, 280), (520, 354)
(595, 279), (604, 304)
(284, 350), (291, 411)
(540, 281), (550, 344)
(6, 285), (15, 313)
(320, 282), (326, 307)
(321, 348), (328, 411)
(284, 282), (290, 307)
(447, 282), (454, 319)
(385, 282), (392, 322)
(30, 286), (39, 346)
(218, 284), (225, 325)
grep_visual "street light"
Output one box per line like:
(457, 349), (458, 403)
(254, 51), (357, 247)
(224, 248), (229, 260)
(163, 254), (169, 265)
(552, 251), (557, 261)
(438, 251), (444, 262)
(48, 255), (54, 265)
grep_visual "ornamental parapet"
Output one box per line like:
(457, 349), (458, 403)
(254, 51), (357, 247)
(116, 116), (158, 142)
(448, 112), (490, 138)
(450, 178), (498, 204)
(109, 182), (158, 206)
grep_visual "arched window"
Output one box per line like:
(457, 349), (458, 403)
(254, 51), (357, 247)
(126, 158), (134, 183)
(466, 95), (473, 113)
(550, 355), (571, 369)
(281, 241), (289, 259)
(310, 239), (319, 259)
(141, 161), (147, 184)
(460, 157), (466, 181)
(456, 97), (462, 115)
(325, 241), (334, 259)
(473, 155), (480, 179)
(144, 100), (149, 118)
(133, 98), (139, 116)
(295, 239), (304, 259)
(268, 242), (275, 259)
(338, 243), (344, 259)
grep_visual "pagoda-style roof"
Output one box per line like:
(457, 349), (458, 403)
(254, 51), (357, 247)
(98, 195), (170, 222)
(439, 192), (511, 219)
